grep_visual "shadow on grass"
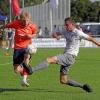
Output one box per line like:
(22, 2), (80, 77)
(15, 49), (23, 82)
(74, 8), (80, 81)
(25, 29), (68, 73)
(0, 87), (83, 94)
(30, 88), (84, 94)
(0, 88), (30, 93)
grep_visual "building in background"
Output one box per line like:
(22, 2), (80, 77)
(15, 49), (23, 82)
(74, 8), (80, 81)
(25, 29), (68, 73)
(23, 0), (70, 32)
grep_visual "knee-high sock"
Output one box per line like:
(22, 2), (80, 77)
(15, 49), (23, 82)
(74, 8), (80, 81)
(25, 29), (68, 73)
(32, 60), (49, 72)
(67, 80), (83, 88)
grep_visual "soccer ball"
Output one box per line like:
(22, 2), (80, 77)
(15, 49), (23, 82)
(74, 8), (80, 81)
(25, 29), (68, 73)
(26, 44), (37, 54)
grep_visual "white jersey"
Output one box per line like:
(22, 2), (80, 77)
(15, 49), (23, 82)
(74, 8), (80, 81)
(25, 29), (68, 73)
(56, 27), (89, 56)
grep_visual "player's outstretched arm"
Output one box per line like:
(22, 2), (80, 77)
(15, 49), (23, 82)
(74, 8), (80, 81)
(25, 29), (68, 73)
(87, 36), (100, 47)
(52, 32), (62, 40)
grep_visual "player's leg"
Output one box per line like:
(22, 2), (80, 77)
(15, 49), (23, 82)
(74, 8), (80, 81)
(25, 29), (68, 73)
(57, 53), (81, 87)
(21, 52), (33, 75)
(31, 53), (75, 72)
(60, 66), (92, 92)
(57, 53), (92, 92)
(13, 49), (23, 74)
(13, 64), (23, 74)
(20, 68), (30, 87)
(13, 49), (29, 86)
(23, 52), (31, 65)
(60, 65), (83, 87)
(20, 52), (32, 87)
(31, 56), (57, 72)
(14, 64), (30, 87)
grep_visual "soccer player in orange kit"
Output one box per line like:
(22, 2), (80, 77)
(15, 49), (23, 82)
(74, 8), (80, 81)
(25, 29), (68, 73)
(0, 11), (37, 86)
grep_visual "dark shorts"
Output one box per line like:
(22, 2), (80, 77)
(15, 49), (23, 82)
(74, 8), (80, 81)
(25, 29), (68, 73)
(8, 32), (13, 39)
(13, 48), (27, 65)
(56, 52), (76, 75)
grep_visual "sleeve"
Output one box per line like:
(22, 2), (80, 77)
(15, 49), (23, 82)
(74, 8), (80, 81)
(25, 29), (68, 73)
(74, 28), (89, 40)
(31, 24), (38, 34)
(5, 20), (18, 29)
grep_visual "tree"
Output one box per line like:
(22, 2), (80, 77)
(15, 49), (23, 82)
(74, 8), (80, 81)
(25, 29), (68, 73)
(71, 0), (100, 22)
(0, 0), (44, 21)
(0, 0), (44, 14)
(89, 1), (100, 22)
(0, 0), (9, 15)
(0, 0), (100, 22)
(71, 0), (92, 22)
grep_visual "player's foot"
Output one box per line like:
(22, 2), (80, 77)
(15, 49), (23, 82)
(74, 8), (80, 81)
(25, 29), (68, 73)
(21, 80), (30, 87)
(82, 84), (92, 92)
(21, 78), (30, 87)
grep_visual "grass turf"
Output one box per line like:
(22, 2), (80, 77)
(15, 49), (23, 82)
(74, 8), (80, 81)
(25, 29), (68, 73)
(0, 48), (100, 100)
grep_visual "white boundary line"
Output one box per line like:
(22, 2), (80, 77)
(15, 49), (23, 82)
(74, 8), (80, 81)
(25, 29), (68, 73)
(0, 62), (13, 66)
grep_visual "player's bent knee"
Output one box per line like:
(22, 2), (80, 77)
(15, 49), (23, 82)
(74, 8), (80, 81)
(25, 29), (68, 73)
(46, 56), (57, 64)
(60, 77), (68, 84)
(14, 68), (19, 74)
(13, 65), (19, 74)
(60, 79), (67, 84)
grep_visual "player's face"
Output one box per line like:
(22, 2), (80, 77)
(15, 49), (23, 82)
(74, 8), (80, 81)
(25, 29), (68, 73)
(21, 17), (30, 27)
(64, 21), (74, 31)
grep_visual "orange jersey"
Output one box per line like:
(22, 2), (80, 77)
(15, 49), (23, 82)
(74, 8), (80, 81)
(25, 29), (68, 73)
(5, 19), (37, 49)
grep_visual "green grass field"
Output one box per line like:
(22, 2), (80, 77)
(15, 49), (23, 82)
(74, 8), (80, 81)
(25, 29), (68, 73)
(0, 48), (100, 100)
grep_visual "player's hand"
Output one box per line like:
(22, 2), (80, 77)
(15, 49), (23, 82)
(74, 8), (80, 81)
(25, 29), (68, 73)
(52, 32), (62, 40)
(56, 35), (62, 40)
(25, 34), (32, 38)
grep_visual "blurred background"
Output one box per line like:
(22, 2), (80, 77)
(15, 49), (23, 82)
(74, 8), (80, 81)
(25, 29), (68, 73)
(0, 0), (100, 50)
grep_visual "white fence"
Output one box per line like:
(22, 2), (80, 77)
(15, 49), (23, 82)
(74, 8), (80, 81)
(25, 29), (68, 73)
(32, 38), (66, 48)
(24, 0), (70, 29)
(32, 38), (100, 48)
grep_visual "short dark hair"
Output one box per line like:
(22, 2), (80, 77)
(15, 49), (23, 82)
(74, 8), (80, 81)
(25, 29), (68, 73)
(64, 17), (75, 24)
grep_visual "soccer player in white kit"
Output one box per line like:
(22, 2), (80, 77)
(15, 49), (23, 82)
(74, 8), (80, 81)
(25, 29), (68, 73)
(31, 17), (100, 92)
